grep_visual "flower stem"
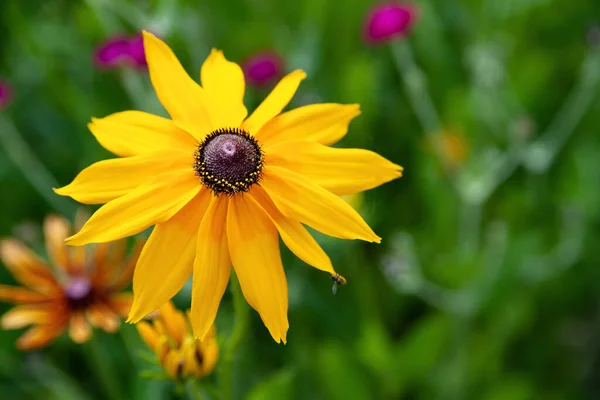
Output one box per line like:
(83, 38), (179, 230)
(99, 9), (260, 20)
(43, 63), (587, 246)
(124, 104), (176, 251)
(0, 114), (73, 216)
(82, 335), (125, 400)
(219, 273), (250, 400)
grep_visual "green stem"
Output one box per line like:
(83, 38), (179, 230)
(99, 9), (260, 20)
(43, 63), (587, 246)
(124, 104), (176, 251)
(219, 273), (250, 400)
(186, 380), (204, 400)
(0, 114), (73, 216)
(83, 335), (125, 400)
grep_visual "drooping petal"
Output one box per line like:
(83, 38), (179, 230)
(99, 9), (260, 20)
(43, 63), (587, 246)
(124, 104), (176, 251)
(241, 70), (306, 135)
(143, 31), (213, 140)
(107, 293), (133, 316)
(128, 189), (211, 323)
(137, 321), (159, 350)
(261, 166), (381, 243)
(43, 215), (71, 272)
(16, 324), (65, 350)
(69, 312), (92, 343)
(0, 240), (58, 293)
(66, 169), (200, 246)
(54, 150), (191, 204)
(250, 186), (334, 274)
(190, 197), (231, 340)
(86, 303), (120, 332)
(89, 111), (197, 157)
(256, 103), (360, 147)
(1, 305), (53, 329)
(266, 140), (403, 196)
(200, 49), (247, 128)
(158, 301), (187, 346)
(227, 195), (288, 343)
(0, 285), (47, 303)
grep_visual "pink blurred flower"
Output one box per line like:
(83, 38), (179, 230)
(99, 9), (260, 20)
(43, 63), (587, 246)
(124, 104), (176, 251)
(94, 33), (147, 69)
(243, 51), (284, 87)
(364, 3), (418, 44)
(0, 80), (12, 108)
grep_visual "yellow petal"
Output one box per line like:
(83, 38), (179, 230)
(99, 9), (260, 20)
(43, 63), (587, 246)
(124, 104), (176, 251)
(143, 31), (213, 140)
(69, 312), (92, 343)
(54, 150), (191, 204)
(86, 303), (120, 332)
(241, 70), (306, 135)
(190, 196), (231, 340)
(43, 215), (71, 272)
(249, 186), (334, 274)
(197, 325), (219, 375)
(227, 195), (289, 343)
(0, 285), (47, 303)
(158, 301), (188, 346)
(261, 166), (381, 243)
(16, 324), (65, 351)
(1, 305), (53, 329)
(66, 169), (200, 246)
(0, 239), (58, 293)
(257, 103), (360, 147)
(127, 189), (211, 323)
(266, 140), (403, 196)
(107, 293), (133, 316)
(137, 320), (159, 350)
(89, 111), (197, 157)
(200, 49), (247, 128)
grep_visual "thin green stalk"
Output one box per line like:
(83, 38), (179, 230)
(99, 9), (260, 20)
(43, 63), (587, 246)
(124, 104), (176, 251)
(219, 273), (250, 400)
(186, 380), (204, 400)
(0, 114), (73, 216)
(83, 335), (125, 400)
(390, 40), (442, 134)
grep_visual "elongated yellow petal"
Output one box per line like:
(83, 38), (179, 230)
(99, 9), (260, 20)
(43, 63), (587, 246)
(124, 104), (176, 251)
(66, 169), (200, 246)
(0, 240), (57, 293)
(1, 305), (53, 329)
(257, 103), (360, 147)
(227, 195), (288, 343)
(200, 49), (247, 128)
(137, 321), (159, 350)
(54, 150), (191, 204)
(89, 111), (197, 157)
(190, 197), (231, 340)
(266, 140), (403, 196)
(241, 70), (306, 135)
(69, 312), (92, 343)
(143, 31), (213, 139)
(249, 186), (334, 274)
(0, 285), (47, 303)
(43, 215), (70, 272)
(16, 324), (65, 351)
(261, 166), (381, 243)
(128, 189), (211, 323)
(158, 301), (187, 346)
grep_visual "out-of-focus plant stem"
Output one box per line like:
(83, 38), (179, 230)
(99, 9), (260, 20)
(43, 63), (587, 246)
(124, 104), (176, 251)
(83, 335), (124, 400)
(0, 114), (73, 216)
(219, 273), (250, 400)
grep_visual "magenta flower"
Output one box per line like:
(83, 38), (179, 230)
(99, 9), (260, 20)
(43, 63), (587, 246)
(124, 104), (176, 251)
(94, 33), (147, 69)
(364, 2), (418, 44)
(0, 80), (12, 108)
(243, 51), (284, 87)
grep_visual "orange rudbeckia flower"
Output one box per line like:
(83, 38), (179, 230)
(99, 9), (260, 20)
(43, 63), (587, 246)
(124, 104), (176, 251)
(55, 32), (402, 343)
(0, 215), (140, 350)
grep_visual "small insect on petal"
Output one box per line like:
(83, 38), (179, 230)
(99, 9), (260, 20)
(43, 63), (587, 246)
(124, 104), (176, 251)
(331, 273), (347, 295)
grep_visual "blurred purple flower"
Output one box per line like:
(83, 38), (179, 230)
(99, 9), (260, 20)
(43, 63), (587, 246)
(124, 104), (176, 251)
(0, 80), (12, 108)
(243, 52), (284, 87)
(364, 2), (418, 44)
(94, 33), (147, 69)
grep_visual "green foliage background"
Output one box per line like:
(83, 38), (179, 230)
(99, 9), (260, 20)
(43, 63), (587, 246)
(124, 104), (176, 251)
(1, 0), (600, 399)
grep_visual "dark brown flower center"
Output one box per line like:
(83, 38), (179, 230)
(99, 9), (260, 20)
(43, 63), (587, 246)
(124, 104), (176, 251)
(65, 277), (95, 310)
(194, 128), (263, 195)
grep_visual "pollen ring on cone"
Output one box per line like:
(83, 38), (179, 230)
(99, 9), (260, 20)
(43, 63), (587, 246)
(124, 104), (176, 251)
(194, 128), (264, 195)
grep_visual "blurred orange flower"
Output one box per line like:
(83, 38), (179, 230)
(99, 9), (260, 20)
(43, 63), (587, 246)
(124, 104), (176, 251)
(0, 215), (141, 350)
(137, 301), (218, 380)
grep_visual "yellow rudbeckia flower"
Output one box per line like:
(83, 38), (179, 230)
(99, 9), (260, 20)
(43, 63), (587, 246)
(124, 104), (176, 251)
(137, 301), (218, 380)
(55, 31), (402, 343)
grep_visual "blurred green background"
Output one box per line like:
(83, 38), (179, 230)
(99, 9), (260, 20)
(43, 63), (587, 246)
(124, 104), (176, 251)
(2, 0), (600, 399)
